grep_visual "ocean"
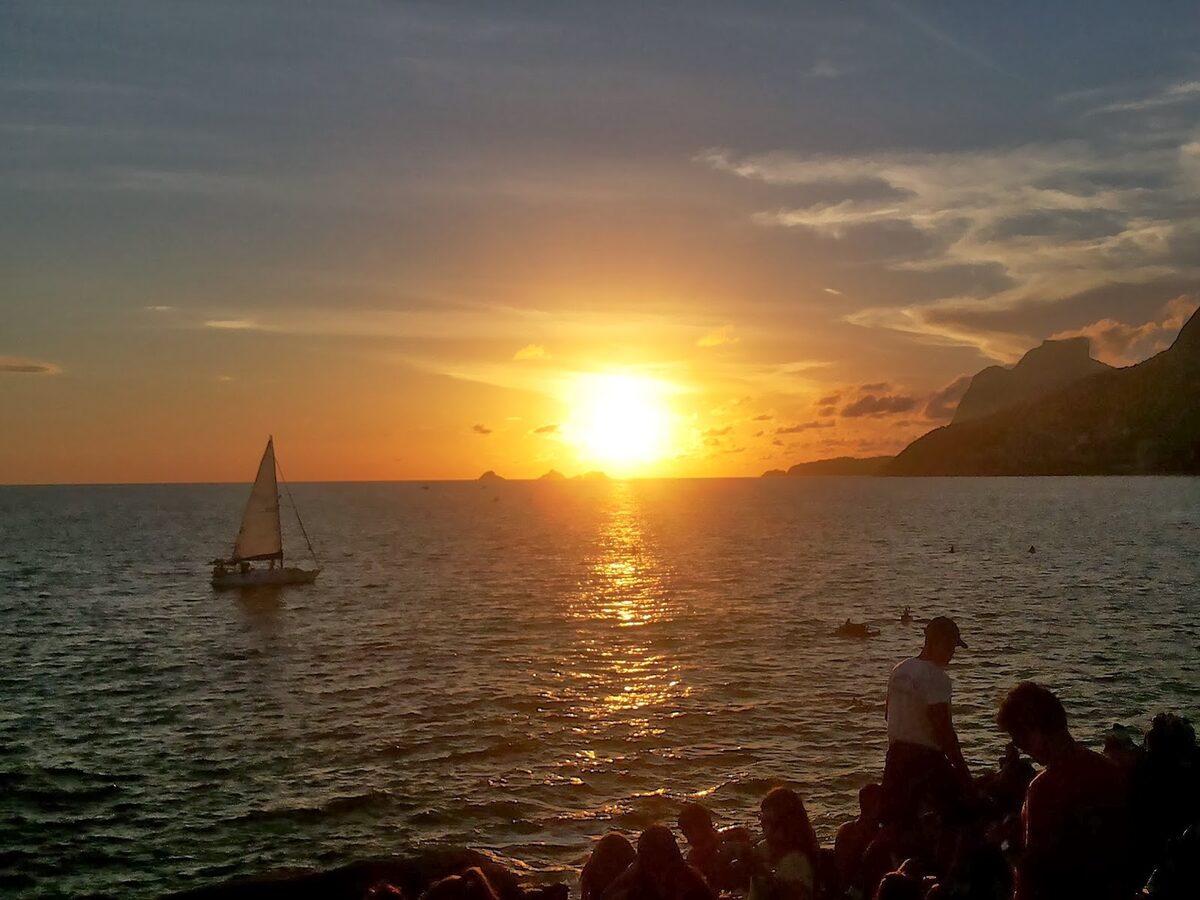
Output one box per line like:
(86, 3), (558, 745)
(1, 477), (1198, 898)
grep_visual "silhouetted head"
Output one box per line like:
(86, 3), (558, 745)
(580, 832), (636, 900)
(678, 802), (717, 847)
(419, 869), (499, 900)
(997, 681), (1068, 765)
(637, 825), (685, 895)
(873, 872), (924, 900)
(922, 616), (967, 665)
(858, 783), (884, 824)
(1145, 712), (1197, 762)
(760, 787), (819, 860)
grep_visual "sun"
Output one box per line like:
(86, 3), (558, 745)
(564, 373), (676, 473)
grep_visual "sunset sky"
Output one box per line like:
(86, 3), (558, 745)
(3, 1), (1200, 482)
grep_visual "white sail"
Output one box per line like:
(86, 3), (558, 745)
(232, 438), (282, 561)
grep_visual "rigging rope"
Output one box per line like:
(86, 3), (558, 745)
(274, 452), (320, 568)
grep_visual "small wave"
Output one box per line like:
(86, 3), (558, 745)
(230, 788), (399, 826)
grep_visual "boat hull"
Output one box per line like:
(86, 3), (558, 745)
(211, 568), (319, 590)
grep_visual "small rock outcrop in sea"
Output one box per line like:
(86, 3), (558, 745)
(478, 470), (505, 482)
(538, 469), (566, 480)
(761, 468), (787, 477)
(953, 336), (1112, 424)
(888, 303), (1200, 475)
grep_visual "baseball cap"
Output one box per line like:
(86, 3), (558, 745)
(925, 615), (968, 648)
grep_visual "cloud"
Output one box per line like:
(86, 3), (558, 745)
(859, 381), (890, 392)
(924, 375), (973, 420)
(703, 426), (733, 436)
(840, 393), (918, 417)
(204, 319), (258, 330)
(0, 356), (62, 375)
(513, 343), (548, 360)
(775, 421), (834, 434)
(752, 413), (774, 421)
(144, 305), (173, 312)
(823, 287), (842, 295)
(701, 122), (1200, 361)
(1049, 294), (1200, 365)
(472, 424), (493, 435)
(696, 326), (738, 348)
(532, 423), (559, 434)
(809, 60), (842, 79)
(816, 393), (841, 406)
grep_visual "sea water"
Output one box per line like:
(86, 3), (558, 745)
(1, 477), (1198, 897)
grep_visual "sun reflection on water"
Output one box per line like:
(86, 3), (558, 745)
(558, 482), (691, 731)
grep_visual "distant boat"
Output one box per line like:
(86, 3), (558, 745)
(210, 437), (320, 589)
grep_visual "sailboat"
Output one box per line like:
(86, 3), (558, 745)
(210, 437), (320, 589)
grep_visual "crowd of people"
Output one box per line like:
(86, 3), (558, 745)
(362, 616), (1197, 900)
(568, 616), (1199, 900)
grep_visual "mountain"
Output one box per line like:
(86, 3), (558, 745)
(537, 469), (566, 480)
(477, 470), (505, 481)
(770, 456), (893, 476)
(953, 337), (1112, 423)
(888, 308), (1200, 475)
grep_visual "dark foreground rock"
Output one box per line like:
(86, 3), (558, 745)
(167, 848), (566, 900)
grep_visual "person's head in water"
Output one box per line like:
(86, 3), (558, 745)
(581, 832), (635, 900)
(760, 787), (819, 860)
(678, 802), (718, 851)
(858, 783), (884, 826)
(996, 681), (1070, 765)
(637, 825), (685, 896)
(921, 616), (967, 666)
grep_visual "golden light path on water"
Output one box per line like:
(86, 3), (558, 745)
(563, 482), (690, 735)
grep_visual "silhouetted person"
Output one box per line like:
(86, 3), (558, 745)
(1133, 713), (1200, 880)
(750, 787), (819, 900)
(900, 606), (913, 624)
(420, 868), (500, 900)
(997, 681), (1136, 900)
(677, 802), (752, 892)
(882, 616), (971, 829)
(601, 825), (714, 900)
(581, 833), (636, 900)
(834, 783), (884, 895)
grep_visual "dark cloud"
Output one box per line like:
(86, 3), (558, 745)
(924, 375), (973, 420)
(859, 381), (890, 392)
(703, 426), (733, 436)
(532, 423), (559, 434)
(472, 424), (493, 435)
(840, 394), (917, 417)
(753, 430), (764, 437)
(776, 421), (834, 433)
(752, 413), (774, 421)
(816, 393), (841, 406)
(772, 438), (784, 446)
(979, 209), (1126, 242)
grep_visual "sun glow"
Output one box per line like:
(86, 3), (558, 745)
(565, 373), (676, 473)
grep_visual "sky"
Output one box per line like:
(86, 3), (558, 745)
(2, 1), (1200, 482)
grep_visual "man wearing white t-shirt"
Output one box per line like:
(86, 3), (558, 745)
(882, 616), (971, 827)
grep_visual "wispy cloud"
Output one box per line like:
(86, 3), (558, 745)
(204, 319), (258, 330)
(841, 393), (917, 417)
(532, 423), (559, 434)
(702, 118), (1200, 361)
(0, 356), (62, 375)
(696, 326), (738, 348)
(513, 343), (548, 360)
(472, 424), (493, 435)
(775, 421), (833, 433)
(1050, 294), (1199, 365)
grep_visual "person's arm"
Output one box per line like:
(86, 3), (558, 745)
(927, 702), (969, 779)
(1015, 776), (1057, 900)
